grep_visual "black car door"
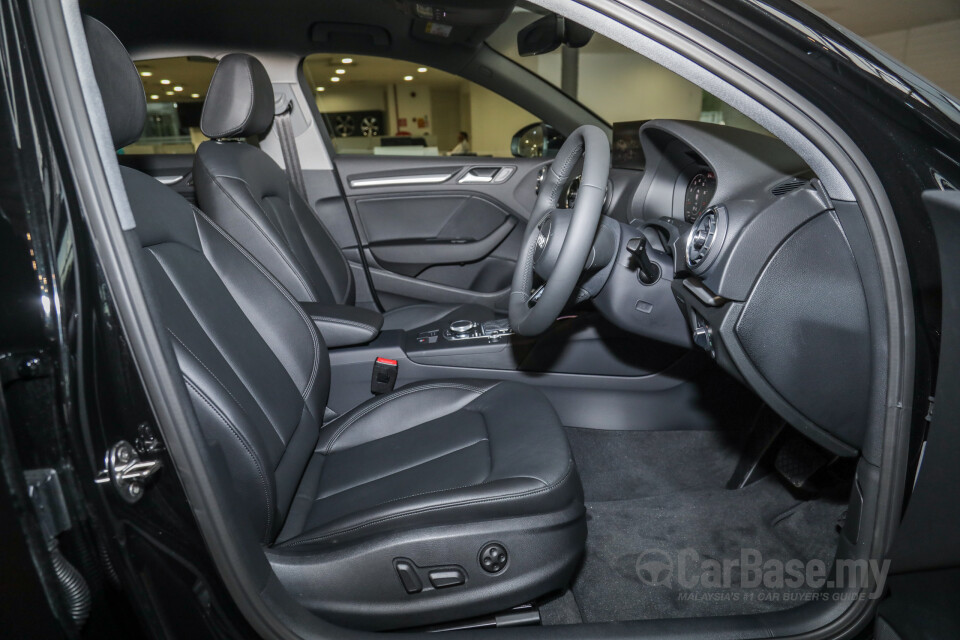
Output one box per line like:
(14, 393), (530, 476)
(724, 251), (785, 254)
(875, 189), (960, 639)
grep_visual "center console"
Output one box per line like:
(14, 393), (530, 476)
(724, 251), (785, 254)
(405, 315), (527, 369)
(324, 306), (740, 435)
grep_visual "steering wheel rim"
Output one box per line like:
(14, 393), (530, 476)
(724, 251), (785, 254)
(509, 124), (610, 336)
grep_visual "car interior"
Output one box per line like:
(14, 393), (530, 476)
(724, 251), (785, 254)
(70, 0), (897, 635)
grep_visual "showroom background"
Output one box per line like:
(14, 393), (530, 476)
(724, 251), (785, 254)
(125, 1), (960, 158)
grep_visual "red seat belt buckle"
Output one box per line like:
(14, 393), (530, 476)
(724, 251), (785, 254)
(371, 357), (398, 395)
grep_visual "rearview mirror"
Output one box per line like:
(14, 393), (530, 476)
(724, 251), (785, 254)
(511, 123), (566, 158)
(517, 14), (593, 57)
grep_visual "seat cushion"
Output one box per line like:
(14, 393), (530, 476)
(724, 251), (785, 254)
(380, 302), (496, 332)
(276, 380), (579, 547)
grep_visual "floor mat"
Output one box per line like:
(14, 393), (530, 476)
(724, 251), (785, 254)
(541, 428), (848, 624)
(564, 427), (743, 502)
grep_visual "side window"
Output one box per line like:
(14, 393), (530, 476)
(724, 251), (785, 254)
(302, 54), (538, 158)
(124, 57), (217, 155)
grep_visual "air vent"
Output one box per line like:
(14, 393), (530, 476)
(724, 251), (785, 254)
(686, 207), (720, 269)
(771, 179), (807, 197)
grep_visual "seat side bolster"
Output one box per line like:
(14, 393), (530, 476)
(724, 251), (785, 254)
(277, 463), (577, 549)
(317, 381), (499, 454)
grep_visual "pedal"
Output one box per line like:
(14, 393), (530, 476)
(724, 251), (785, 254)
(774, 434), (837, 491)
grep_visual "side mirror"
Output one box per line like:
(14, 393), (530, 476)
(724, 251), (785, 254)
(517, 14), (593, 57)
(511, 123), (566, 158)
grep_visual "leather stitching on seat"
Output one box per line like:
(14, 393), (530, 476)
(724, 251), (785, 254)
(147, 246), (298, 448)
(184, 376), (274, 541)
(313, 436), (489, 502)
(279, 461), (574, 548)
(196, 161), (316, 301)
(320, 382), (487, 454)
(310, 316), (377, 331)
(167, 328), (251, 418)
(284, 180), (354, 305)
(195, 208), (321, 401)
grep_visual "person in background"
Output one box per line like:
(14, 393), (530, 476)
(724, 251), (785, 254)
(450, 131), (471, 155)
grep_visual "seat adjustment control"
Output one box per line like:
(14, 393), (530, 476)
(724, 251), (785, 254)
(429, 568), (466, 589)
(394, 559), (422, 594)
(479, 542), (508, 573)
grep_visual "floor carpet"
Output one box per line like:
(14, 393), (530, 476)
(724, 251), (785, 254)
(540, 428), (849, 624)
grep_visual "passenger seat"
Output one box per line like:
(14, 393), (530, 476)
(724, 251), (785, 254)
(193, 54), (493, 332)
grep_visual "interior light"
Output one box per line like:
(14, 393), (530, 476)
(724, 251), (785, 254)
(140, 71), (152, 77)
(403, 75), (413, 81)
(173, 86), (183, 92)
(191, 93), (200, 98)
(316, 87), (325, 92)
(417, 67), (427, 73)
(160, 79), (171, 85)
(330, 77), (340, 82)
(341, 57), (353, 64)
(150, 94), (159, 100)
(335, 68), (346, 74)
(165, 90), (174, 95)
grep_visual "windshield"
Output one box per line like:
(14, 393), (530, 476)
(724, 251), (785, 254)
(486, 6), (768, 134)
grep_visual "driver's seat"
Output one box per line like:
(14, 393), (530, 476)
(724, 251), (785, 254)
(84, 17), (585, 631)
(193, 53), (493, 331)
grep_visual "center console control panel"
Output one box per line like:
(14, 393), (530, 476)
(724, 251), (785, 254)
(444, 318), (513, 341)
(414, 318), (514, 345)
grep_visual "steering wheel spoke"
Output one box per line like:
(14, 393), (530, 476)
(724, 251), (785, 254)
(527, 284), (546, 308)
(509, 125), (611, 336)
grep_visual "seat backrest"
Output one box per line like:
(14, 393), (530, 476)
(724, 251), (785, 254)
(84, 17), (330, 543)
(194, 54), (354, 306)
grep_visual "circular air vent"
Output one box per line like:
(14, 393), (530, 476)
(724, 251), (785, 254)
(686, 207), (720, 269)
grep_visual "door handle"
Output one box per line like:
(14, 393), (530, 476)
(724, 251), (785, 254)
(458, 166), (515, 184)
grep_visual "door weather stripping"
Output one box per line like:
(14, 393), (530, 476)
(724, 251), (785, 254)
(95, 440), (162, 503)
(349, 173), (453, 188)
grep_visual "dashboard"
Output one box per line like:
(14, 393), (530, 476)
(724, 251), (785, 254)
(587, 119), (882, 459)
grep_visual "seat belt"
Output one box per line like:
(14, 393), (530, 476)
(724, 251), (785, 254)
(274, 99), (308, 200)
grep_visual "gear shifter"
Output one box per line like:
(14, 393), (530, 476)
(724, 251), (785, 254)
(625, 236), (662, 285)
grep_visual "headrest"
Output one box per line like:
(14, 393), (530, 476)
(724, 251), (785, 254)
(200, 54), (275, 139)
(82, 16), (146, 150)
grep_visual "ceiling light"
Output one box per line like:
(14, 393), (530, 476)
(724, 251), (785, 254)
(330, 77), (340, 82)
(341, 57), (353, 64)
(160, 79), (171, 85)
(403, 75), (413, 81)
(150, 94), (159, 100)
(165, 91), (174, 95)
(335, 68), (346, 74)
(140, 71), (152, 77)
(417, 67), (427, 73)
(316, 87), (325, 92)
(191, 93), (200, 98)
(173, 86), (183, 92)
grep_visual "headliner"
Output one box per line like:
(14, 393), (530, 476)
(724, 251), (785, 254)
(80, 0), (519, 60)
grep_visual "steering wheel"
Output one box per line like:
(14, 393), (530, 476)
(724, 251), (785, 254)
(509, 124), (610, 336)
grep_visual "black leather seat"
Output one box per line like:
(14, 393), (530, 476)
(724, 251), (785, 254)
(84, 17), (585, 630)
(193, 53), (492, 332)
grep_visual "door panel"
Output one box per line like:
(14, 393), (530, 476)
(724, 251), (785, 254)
(333, 155), (548, 310)
(879, 190), (960, 636)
